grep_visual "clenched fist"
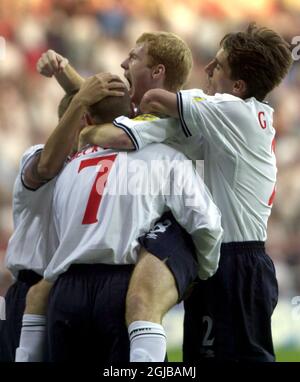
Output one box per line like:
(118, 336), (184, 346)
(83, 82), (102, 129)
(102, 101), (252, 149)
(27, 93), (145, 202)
(36, 49), (69, 77)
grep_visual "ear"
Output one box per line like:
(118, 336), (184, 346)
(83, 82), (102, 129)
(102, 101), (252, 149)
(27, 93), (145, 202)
(232, 79), (247, 98)
(152, 64), (165, 80)
(130, 102), (137, 118)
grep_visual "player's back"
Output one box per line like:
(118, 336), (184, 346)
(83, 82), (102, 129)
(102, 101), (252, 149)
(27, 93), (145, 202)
(178, 89), (277, 242)
(45, 143), (192, 281)
(5, 145), (57, 278)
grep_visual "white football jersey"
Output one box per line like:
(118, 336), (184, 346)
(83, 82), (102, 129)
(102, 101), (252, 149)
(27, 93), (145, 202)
(113, 90), (276, 242)
(5, 145), (58, 278)
(44, 144), (223, 282)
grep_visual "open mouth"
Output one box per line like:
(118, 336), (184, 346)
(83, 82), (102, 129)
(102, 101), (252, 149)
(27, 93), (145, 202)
(124, 73), (133, 97)
(124, 73), (131, 88)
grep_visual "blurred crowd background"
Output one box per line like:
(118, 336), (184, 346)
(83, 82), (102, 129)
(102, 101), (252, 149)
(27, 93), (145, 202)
(0, 0), (300, 357)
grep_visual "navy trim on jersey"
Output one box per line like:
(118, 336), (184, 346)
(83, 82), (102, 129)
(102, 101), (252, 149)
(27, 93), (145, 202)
(129, 332), (167, 341)
(21, 149), (50, 191)
(20, 176), (40, 191)
(113, 120), (139, 150)
(176, 92), (192, 137)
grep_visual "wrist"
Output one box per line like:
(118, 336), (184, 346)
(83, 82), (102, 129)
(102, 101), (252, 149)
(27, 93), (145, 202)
(71, 94), (87, 109)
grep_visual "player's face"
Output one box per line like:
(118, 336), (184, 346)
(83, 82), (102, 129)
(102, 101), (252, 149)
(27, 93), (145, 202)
(204, 48), (236, 96)
(121, 43), (154, 106)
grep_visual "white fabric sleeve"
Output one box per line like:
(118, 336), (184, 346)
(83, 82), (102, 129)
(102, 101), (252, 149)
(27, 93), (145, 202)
(113, 115), (179, 150)
(13, 145), (55, 211)
(12, 145), (44, 202)
(20, 145), (45, 190)
(20, 145), (44, 170)
(163, 158), (223, 279)
(177, 89), (247, 154)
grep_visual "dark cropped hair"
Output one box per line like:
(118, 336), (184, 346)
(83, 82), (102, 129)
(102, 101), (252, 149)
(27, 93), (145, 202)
(221, 23), (293, 101)
(88, 86), (132, 123)
(58, 87), (131, 123)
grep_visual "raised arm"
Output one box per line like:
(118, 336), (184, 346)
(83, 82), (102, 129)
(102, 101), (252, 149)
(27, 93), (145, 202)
(37, 50), (134, 157)
(78, 124), (134, 151)
(78, 88), (179, 151)
(24, 73), (125, 189)
(36, 50), (84, 93)
(140, 89), (178, 118)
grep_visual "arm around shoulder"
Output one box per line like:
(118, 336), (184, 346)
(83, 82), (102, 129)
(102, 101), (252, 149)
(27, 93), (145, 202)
(78, 123), (135, 150)
(140, 89), (178, 117)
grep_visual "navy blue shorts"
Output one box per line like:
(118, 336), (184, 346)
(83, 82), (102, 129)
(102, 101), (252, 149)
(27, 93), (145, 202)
(183, 242), (278, 362)
(138, 211), (198, 302)
(0, 270), (42, 362)
(47, 263), (134, 362)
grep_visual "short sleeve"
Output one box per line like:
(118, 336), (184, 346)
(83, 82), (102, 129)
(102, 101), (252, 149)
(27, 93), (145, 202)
(177, 89), (248, 154)
(113, 114), (179, 150)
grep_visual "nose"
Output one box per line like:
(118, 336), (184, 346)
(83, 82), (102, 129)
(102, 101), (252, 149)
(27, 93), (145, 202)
(121, 57), (129, 70)
(204, 60), (215, 77)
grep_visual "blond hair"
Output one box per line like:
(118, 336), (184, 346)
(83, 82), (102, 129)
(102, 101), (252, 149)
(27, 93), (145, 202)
(137, 32), (193, 91)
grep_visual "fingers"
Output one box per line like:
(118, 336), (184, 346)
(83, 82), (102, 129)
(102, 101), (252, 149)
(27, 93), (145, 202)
(47, 50), (60, 71)
(75, 73), (126, 106)
(36, 50), (58, 76)
(57, 56), (69, 73)
(80, 76), (126, 93)
(105, 90), (126, 97)
(36, 50), (69, 77)
(36, 58), (53, 77)
(107, 74), (124, 83)
(106, 81), (126, 90)
(87, 75), (126, 90)
(95, 72), (124, 84)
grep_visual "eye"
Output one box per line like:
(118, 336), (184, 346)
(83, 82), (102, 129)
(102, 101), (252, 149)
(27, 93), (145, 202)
(130, 54), (137, 60)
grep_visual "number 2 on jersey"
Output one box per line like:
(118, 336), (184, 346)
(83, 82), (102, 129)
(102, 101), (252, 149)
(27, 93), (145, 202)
(78, 154), (117, 225)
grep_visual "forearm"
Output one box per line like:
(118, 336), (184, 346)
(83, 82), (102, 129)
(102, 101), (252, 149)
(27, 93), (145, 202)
(38, 98), (85, 179)
(54, 64), (84, 94)
(79, 124), (134, 150)
(140, 89), (178, 117)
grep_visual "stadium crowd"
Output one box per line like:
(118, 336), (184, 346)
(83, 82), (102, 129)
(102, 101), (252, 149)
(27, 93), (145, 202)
(0, 0), (300, 301)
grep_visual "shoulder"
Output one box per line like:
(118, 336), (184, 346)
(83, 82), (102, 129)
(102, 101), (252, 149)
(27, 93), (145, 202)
(246, 97), (274, 113)
(20, 144), (44, 170)
(114, 114), (160, 127)
(179, 89), (247, 114)
(132, 114), (160, 122)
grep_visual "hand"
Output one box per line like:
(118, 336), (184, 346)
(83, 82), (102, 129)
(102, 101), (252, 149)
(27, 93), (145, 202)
(139, 90), (155, 114)
(74, 73), (126, 107)
(36, 50), (69, 77)
(78, 125), (93, 150)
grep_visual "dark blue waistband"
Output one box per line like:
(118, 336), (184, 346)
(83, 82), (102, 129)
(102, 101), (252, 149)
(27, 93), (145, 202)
(221, 241), (265, 253)
(68, 263), (134, 274)
(17, 270), (42, 285)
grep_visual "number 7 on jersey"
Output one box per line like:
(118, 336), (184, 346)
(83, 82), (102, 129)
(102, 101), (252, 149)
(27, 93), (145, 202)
(78, 154), (118, 225)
